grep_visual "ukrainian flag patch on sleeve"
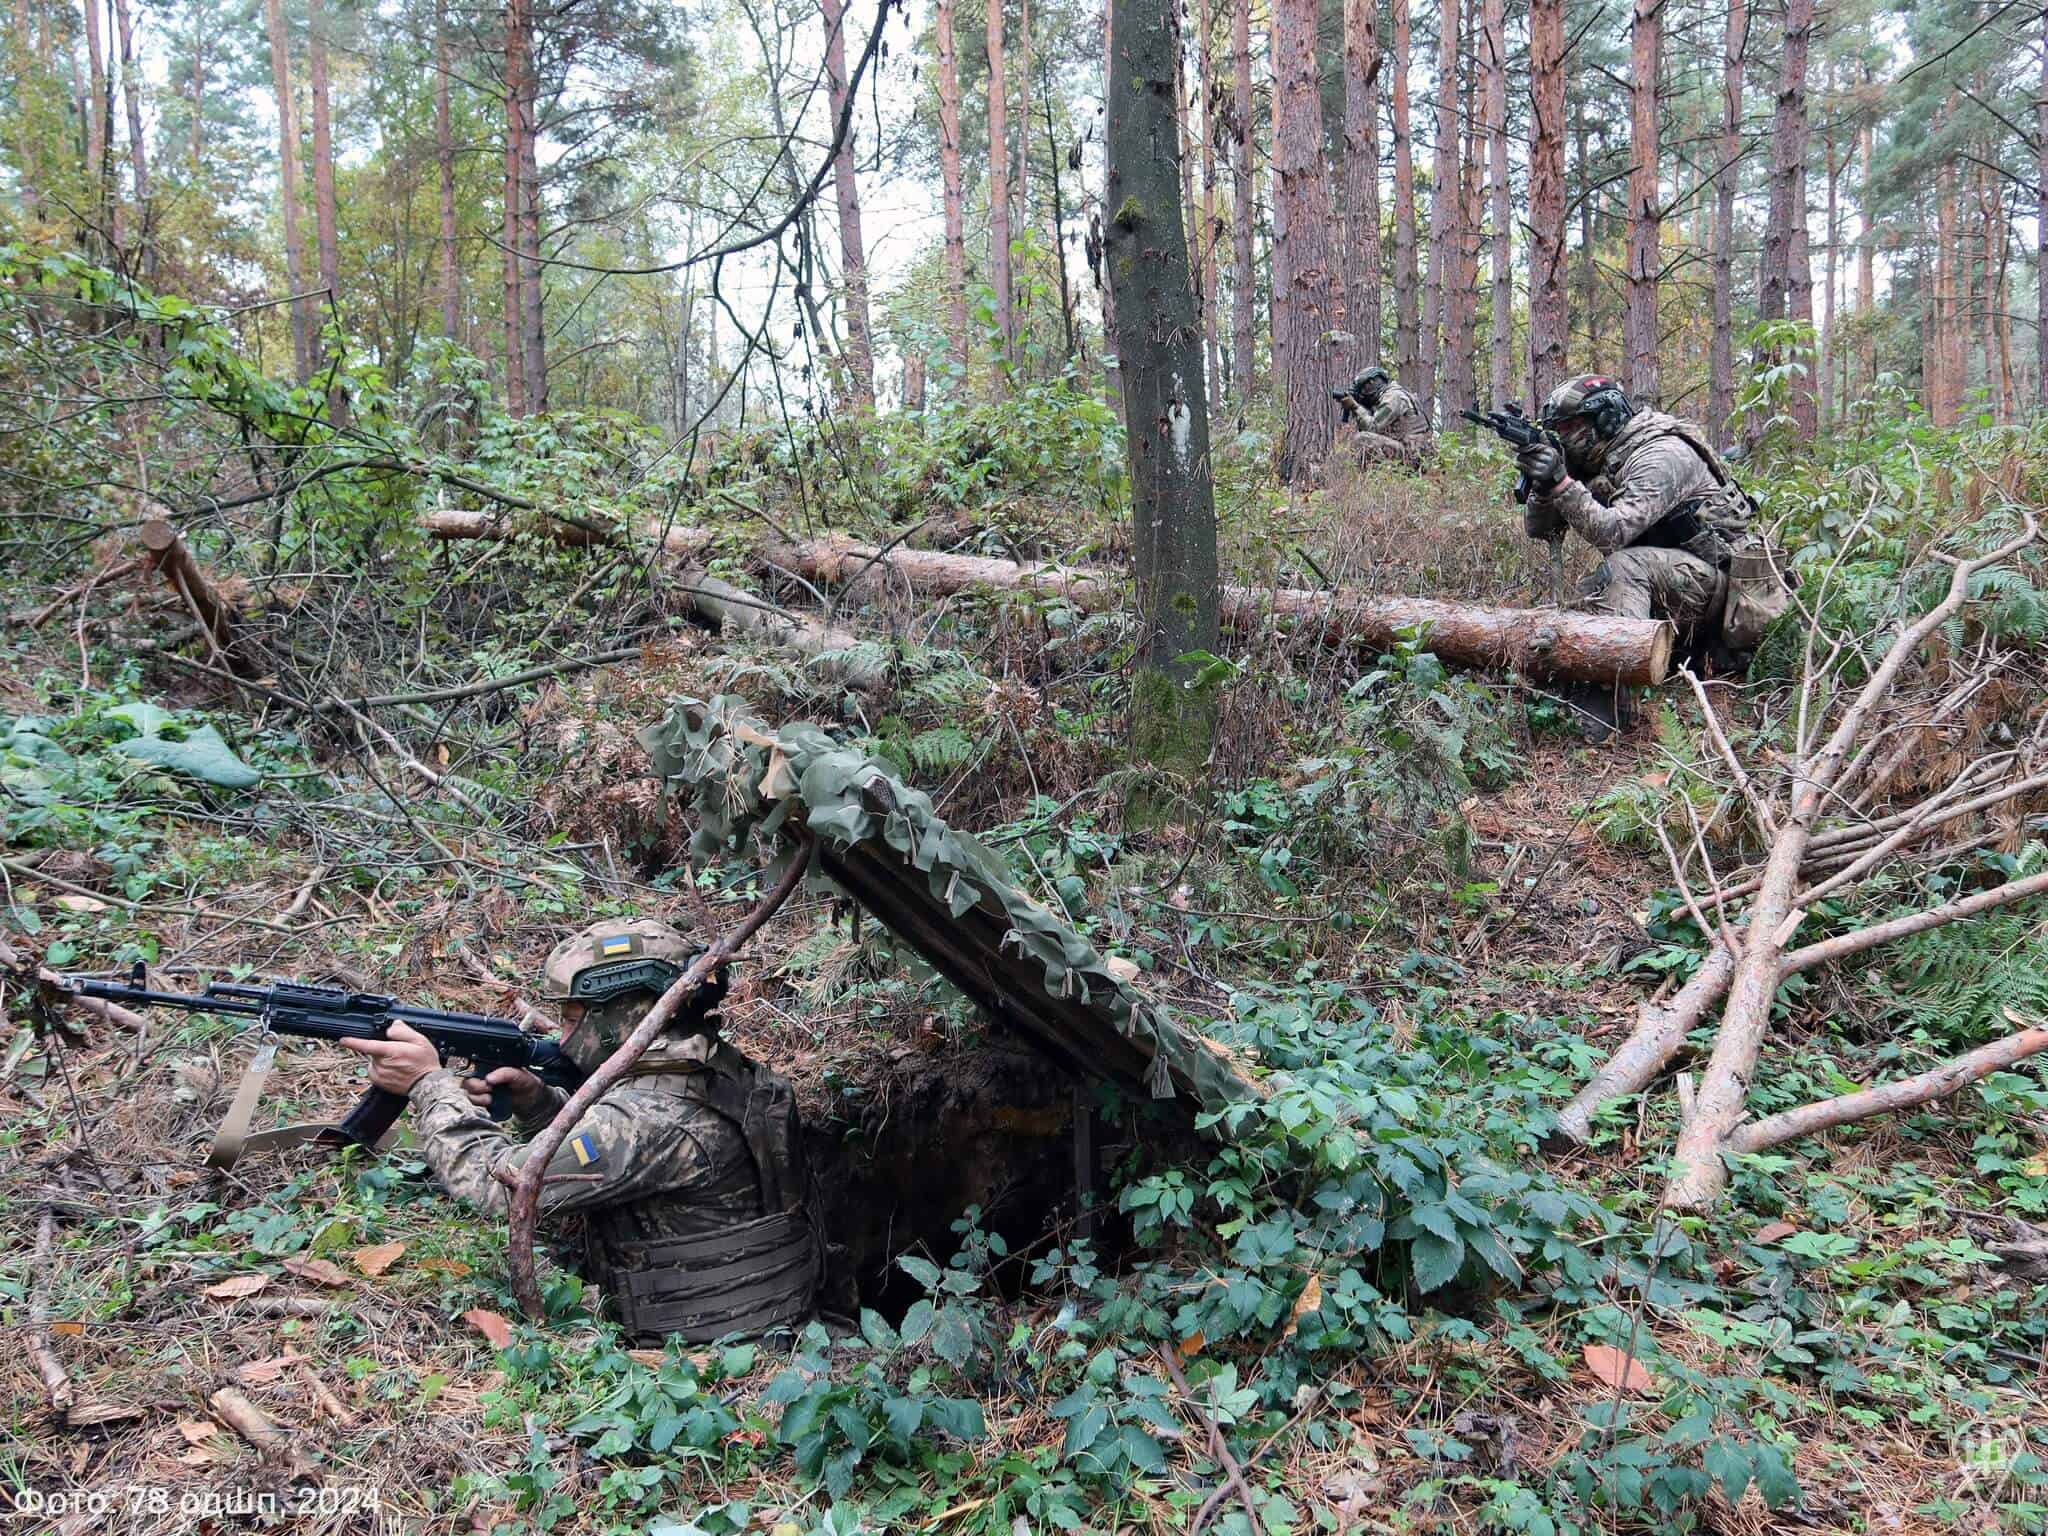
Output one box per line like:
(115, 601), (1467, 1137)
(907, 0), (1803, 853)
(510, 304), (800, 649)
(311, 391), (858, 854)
(569, 1132), (602, 1167)
(598, 933), (634, 958)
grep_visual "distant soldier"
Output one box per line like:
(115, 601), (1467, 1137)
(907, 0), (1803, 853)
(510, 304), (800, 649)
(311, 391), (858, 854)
(343, 918), (821, 1343)
(1336, 367), (1434, 468)
(1515, 375), (1780, 738)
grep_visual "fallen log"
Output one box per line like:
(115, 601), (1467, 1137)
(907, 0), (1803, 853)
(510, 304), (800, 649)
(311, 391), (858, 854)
(767, 533), (1674, 686)
(138, 518), (256, 677)
(428, 517), (1674, 685)
(420, 507), (715, 560)
(679, 569), (886, 690)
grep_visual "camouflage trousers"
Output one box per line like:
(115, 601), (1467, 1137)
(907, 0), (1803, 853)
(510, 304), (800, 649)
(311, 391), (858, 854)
(1576, 544), (1725, 640)
(1355, 431), (1424, 470)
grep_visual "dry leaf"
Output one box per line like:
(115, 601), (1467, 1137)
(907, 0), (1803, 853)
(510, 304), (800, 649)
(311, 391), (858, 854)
(177, 1418), (219, 1444)
(1178, 1331), (1205, 1359)
(352, 1241), (407, 1277)
(203, 1273), (270, 1301)
(54, 895), (110, 912)
(462, 1309), (513, 1350)
(1581, 1344), (1655, 1394)
(284, 1256), (351, 1288)
(1639, 772), (1670, 788)
(1284, 1274), (1324, 1338)
(1753, 1221), (1798, 1245)
(50, 1320), (85, 1337)
(236, 1353), (307, 1387)
(67, 1402), (144, 1427)
(417, 1257), (470, 1277)
(628, 1349), (666, 1368)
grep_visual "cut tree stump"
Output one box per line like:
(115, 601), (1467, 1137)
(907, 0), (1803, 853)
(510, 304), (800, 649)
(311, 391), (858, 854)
(138, 518), (256, 677)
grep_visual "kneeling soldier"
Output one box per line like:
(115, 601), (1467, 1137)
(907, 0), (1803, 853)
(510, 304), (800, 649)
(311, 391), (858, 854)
(343, 918), (821, 1343)
(1338, 367), (1434, 468)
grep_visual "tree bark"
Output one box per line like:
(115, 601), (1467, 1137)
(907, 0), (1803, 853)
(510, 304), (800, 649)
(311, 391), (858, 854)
(308, 0), (343, 417)
(1269, 0), (1343, 479)
(515, 7), (546, 416)
(436, 0), (460, 343)
(822, 0), (874, 405)
(1857, 77), (1874, 395)
(83, 0), (108, 229)
(1420, 0), (1458, 417)
(1229, 0), (1258, 394)
(138, 518), (253, 676)
(1106, 0), (1221, 800)
(937, 0), (969, 371)
(1443, 20), (1481, 416)
(1391, 0), (1420, 392)
(1623, 0), (1660, 403)
(1822, 102), (1839, 425)
(1342, 0), (1382, 376)
(262, 0), (313, 381)
(1482, 0), (1509, 405)
(1526, 0), (1567, 404)
(1757, 0), (1814, 436)
(501, 0), (526, 413)
(1709, 0), (1745, 433)
(1015, 0), (1032, 227)
(2039, 18), (2048, 410)
(986, 0), (1014, 371)
(1197, 0), (1223, 391)
(112, 0), (149, 273)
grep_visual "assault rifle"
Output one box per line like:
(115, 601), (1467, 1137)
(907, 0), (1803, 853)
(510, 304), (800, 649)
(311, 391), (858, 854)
(1461, 403), (1569, 605)
(58, 967), (588, 1150)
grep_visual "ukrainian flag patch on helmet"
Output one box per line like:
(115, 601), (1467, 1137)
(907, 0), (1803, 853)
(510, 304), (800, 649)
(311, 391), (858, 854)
(569, 1132), (601, 1167)
(597, 933), (634, 958)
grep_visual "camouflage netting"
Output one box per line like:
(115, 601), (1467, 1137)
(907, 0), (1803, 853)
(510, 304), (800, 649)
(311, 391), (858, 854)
(635, 696), (1271, 1120)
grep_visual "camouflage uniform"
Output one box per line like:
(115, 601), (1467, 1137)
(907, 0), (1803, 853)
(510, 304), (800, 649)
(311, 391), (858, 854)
(407, 919), (819, 1342)
(1523, 402), (1752, 640)
(1355, 384), (1433, 468)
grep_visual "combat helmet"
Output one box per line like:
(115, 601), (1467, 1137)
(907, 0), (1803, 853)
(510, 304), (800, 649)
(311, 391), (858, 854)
(542, 917), (723, 1071)
(1351, 366), (1392, 405)
(1539, 374), (1635, 477)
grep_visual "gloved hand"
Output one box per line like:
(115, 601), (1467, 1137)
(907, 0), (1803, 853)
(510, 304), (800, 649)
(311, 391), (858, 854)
(1523, 499), (1566, 542)
(1517, 440), (1567, 492)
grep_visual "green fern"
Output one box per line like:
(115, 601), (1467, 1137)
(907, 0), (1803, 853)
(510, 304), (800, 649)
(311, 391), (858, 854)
(908, 725), (977, 774)
(1869, 845), (2048, 1048)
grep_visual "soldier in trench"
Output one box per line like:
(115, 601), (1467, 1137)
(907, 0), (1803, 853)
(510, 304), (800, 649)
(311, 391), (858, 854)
(342, 917), (823, 1342)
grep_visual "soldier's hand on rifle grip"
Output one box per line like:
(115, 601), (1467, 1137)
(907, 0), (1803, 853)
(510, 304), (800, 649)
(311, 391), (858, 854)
(1517, 440), (1566, 493)
(465, 1066), (546, 1118)
(339, 1021), (441, 1096)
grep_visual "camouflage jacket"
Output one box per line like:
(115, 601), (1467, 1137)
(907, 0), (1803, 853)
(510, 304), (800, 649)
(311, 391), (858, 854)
(408, 1031), (764, 1270)
(1525, 409), (1751, 559)
(1367, 384), (1432, 443)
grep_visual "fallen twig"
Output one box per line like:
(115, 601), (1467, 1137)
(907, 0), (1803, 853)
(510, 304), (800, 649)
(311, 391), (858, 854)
(1159, 1345), (1263, 1536)
(30, 1209), (75, 1422)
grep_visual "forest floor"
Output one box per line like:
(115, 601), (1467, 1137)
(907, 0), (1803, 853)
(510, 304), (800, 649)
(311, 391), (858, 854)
(4, 449), (2045, 1536)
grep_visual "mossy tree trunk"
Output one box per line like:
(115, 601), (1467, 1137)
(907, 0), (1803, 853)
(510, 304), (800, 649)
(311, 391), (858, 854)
(1104, 0), (1220, 819)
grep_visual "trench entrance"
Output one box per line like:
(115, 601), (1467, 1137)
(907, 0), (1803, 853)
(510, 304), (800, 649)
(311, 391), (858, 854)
(807, 1044), (1150, 1316)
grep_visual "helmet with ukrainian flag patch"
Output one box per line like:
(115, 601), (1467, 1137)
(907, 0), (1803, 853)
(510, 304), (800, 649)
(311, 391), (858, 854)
(542, 917), (695, 1003)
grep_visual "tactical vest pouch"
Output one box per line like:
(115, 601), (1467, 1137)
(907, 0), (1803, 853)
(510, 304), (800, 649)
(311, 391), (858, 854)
(611, 1208), (821, 1343)
(1721, 540), (1796, 651)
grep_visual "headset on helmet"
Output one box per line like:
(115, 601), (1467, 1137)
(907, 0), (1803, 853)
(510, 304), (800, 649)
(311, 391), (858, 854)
(1542, 375), (1634, 441)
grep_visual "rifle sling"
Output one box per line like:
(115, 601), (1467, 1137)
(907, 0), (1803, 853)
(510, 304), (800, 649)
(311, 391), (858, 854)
(207, 1047), (404, 1170)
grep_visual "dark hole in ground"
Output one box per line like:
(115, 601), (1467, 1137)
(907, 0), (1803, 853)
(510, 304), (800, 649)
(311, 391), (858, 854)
(806, 1043), (1195, 1318)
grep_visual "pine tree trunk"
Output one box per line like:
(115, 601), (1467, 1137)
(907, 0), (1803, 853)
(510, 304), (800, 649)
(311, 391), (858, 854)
(822, 0), (874, 406)
(1340, 0), (1381, 377)
(1448, 39), (1481, 415)
(1105, 0), (1220, 807)
(2039, 18), (2048, 410)
(83, 0), (108, 229)
(501, 0), (526, 413)
(1391, 0), (1419, 393)
(1759, 0), (1814, 437)
(436, 0), (460, 343)
(937, 0), (969, 371)
(1623, 0), (1660, 403)
(1822, 110), (1839, 426)
(1858, 90), (1875, 395)
(1419, 0), (1457, 418)
(1269, 0), (1343, 479)
(1576, 102), (1597, 352)
(986, 0), (1014, 371)
(1933, 162), (1956, 424)
(1015, 0), (1032, 226)
(516, 5), (545, 414)
(263, 0), (313, 382)
(1709, 0), (1745, 433)
(112, 0), (149, 274)
(1526, 0), (1566, 402)
(1229, 0), (1257, 394)
(308, 0), (343, 418)
(1482, 0), (1509, 405)
(1198, 0), (1223, 393)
